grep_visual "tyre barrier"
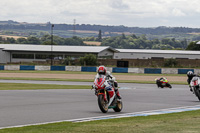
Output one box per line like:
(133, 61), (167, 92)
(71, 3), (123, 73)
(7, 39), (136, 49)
(112, 67), (128, 73)
(0, 65), (197, 74)
(81, 67), (97, 72)
(51, 66), (65, 71)
(0, 65), (4, 70)
(178, 69), (194, 74)
(20, 65), (35, 70)
(144, 68), (161, 74)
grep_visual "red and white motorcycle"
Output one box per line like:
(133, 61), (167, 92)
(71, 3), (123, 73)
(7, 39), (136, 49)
(190, 76), (200, 101)
(93, 75), (123, 113)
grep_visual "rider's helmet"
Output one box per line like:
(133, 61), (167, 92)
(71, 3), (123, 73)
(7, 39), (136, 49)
(187, 71), (194, 77)
(98, 65), (106, 75)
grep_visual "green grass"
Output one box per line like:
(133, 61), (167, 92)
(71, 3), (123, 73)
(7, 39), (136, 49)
(0, 70), (95, 74)
(0, 77), (187, 85)
(0, 77), (93, 82)
(1, 110), (200, 133)
(0, 70), (186, 76)
(0, 70), (187, 85)
(0, 83), (90, 90)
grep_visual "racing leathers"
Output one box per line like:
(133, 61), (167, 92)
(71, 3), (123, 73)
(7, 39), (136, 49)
(187, 74), (198, 92)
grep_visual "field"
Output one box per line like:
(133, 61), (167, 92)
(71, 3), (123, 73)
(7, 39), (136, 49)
(83, 41), (101, 46)
(0, 35), (26, 39)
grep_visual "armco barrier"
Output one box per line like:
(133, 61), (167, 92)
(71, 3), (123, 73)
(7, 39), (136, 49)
(51, 66), (65, 71)
(35, 66), (50, 71)
(178, 69), (194, 74)
(112, 67), (128, 73)
(0, 65), (4, 70)
(66, 66), (81, 71)
(105, 67), (112, 73)
(5, 65), (20, 70)
(144, 68), (161, 74)
(20, 65), (35, 70)
(162, 68), (178, 74)
(194, 69), (200, 74)
(81, 67), (97, 72)
(1, 65), (200, 74)
(128, 68), (144, 73)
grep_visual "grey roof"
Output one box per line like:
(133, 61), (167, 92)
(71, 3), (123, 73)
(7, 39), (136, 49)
(0, 44), (116, 53)
(116, 49), (200, 55)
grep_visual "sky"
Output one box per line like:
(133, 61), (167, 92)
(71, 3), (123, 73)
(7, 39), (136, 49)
(1, 0), (200, 28)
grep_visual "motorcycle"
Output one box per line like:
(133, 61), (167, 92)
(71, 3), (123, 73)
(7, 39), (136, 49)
(93, 75), (123, 113)
(190, 76), (200, 101)
(155, 77), (172, 88)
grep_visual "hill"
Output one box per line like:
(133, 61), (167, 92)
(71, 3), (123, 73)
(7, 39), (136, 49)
(0, 20), (200, 37)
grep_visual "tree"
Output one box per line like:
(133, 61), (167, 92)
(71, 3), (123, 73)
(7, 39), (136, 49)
(16, 38), (27, 44)
(6, 37), (16, 43)
(98, 30), (102, 42)
(186, 41), (200, 50)
(131, 34), (137, 39)
(27, 36), (40, 44)
(164, 58), (178, 67)
(79, 54), (97, 66)
(121, 33), (126, 39)
(42, 41), (57, 45)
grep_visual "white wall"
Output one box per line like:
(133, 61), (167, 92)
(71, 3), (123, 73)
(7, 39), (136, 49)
(114, 52), (200, 59)
(4, 65), (20, 70)
(66, 66), (81, 71)
(35, 66), (50, 71)
(98, 49), (114, 57)
(0, 49), (10, 64)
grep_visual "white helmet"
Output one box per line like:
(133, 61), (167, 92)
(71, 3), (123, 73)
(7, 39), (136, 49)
(187, 71), (194, 76)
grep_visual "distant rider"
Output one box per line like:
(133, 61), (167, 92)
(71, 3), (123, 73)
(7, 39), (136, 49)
(95, 65), (121, 99)
(187, 71), (198, 92)
(156, 77), (167, 87)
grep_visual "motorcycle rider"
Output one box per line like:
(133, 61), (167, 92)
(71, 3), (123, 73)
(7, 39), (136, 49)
(156, 77), (167, 87)
(187, 71), (198, 92)
(95, 65), (121, 99)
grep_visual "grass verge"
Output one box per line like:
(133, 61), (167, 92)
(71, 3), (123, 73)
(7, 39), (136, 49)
(0, 83), (90, 90)
(0, 70), (186, 76)
(0, 77), (187, 85)
(1, 110), (200, 133)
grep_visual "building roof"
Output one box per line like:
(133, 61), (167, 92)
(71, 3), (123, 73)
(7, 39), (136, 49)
(0, 44), (117, 53)
(116, 49), (200, 55)
(1, 44), (199, 55)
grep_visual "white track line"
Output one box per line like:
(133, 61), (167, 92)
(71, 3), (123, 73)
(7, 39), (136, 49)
(1, 105), (200, 130)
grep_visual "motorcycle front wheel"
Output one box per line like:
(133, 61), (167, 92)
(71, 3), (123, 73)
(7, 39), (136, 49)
(98, 94), (108, 113)
(168, 84), (172, 88)
(194, 88), (200, 101)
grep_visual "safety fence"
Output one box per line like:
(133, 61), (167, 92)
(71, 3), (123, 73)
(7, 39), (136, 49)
(0, 65), (198, 74)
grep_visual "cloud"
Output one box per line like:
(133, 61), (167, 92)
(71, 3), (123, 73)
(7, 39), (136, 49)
(109, 0), (129, 10)
(1, 0), (200, 27)
(172, 8), (186, 16)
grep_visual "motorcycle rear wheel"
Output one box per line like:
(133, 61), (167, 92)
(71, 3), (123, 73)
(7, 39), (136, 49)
(98, 94), (108, 113)
(113, 100), (123, 112)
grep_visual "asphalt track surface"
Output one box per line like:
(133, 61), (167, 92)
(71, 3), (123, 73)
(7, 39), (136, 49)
(0, 80), (199, 129)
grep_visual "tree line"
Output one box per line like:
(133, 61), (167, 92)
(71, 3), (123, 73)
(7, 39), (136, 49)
(101, 34), (188, 49)
(0, 35), (86, 46)
(0, 33), (199, 50)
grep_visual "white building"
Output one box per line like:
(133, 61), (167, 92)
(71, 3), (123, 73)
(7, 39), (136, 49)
(114, 49), (200, 59)
(0, 44), (117, 64)
(1, 44), (200, 64)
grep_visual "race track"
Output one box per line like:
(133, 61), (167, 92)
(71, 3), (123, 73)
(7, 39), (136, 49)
(0, 80), (199, 129)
